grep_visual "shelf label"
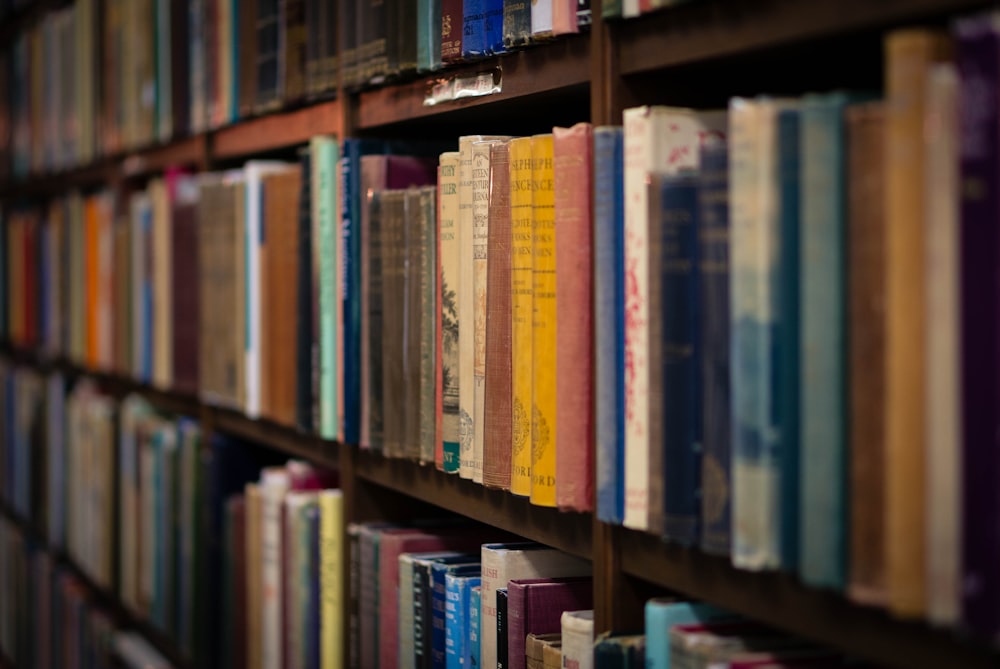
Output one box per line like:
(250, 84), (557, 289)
(424, 69), (502, 107)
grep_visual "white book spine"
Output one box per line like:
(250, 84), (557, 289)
(532, 0), (554, 35)
(261, 471), (290, 669)
(560, 610), (594, 669)
(458, 136), (480, 480)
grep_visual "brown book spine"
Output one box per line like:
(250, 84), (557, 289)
(264, 169), (303, 426)
(483, 143), (513, 490)
(283, 0), (307, 104)
(404, 189), (425, 460)
(846, 101), (888, 607)
(553, 123), (595, 511)
(233, 182), (248, 408)
(381, 190), (407, 458)
(238, 0), (259, 118)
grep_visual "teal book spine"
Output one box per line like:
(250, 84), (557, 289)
(316, 137), (340, 440)
(416, 0), (442, 71)
(776, 107), (802, 572)
(643, 599), (732, 669)
(798, 93), (854, 590)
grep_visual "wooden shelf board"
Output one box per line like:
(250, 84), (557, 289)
(212, 100), (344, 160)
(212, 408), (340, 468)
(121, 135), (208, 177)
(618, 528), (998, 669)
(353, 449), (593, 560)
(617, 0), (992, 76)
(0, 502), (193, 669)
(356, 35), (591, 129)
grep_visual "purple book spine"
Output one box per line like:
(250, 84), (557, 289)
(507, 578), (594, 669)
(385, 156), (439, 189)
(957, 14), (1000, 639)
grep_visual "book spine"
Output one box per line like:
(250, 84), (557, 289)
(554, 124), (594, 512)
(845, 101), (887, 608)
(885, 29), (951, 618)
(503, 0), (532, 48)
(509, 137), (535, 496)
(485, 0), (505, 54)
(496, 588), (509, 669)
(458, 137), (478, 480)
(463, 0), (486, 58)
(656, 175), (701, 545)
(368, 192), (386, 451)
(924, 64), (961, 627)
(530, 134), (557, 508)
(553, 0), (578, 34)
(297, 151), (314, 431)
(380, 192), (405, 457)
(261, 484), (286, 669)
(472, 141), (500, 482)
(444, 575), (463, 669)
(404, 190), (424, 459)
(531, 0), (553, 37)
(413, 561), (429, 668)
(316, 139), (340, 440)
(342, 143), (361, 444)
(441, 0), (463, 64)
(417, 0), (432, 71)
(319, 491), (343, 669)
(438, 152), (462, 472)
(431, 566), (449, 669)
(484, 142), (513, 490)
(419, 188), (439, 464)
(469, 586), (481, 668)
(799, 94), (850, 591)
(956, 17), (1000, 636)
(594, 127), (625, 525)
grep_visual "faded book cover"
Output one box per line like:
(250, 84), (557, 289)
(439, 152), (462, 472)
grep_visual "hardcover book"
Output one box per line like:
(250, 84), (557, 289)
(439, 151), (463, 472)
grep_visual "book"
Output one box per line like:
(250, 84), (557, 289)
(441, 0), (464, 64)
(884, 28), (952, 619)
(924, 62), (961, 627)
(463, 0), (487, 58)
(443, 568), (482, 669)
(470, 586), (482, 669)
(497, 588), (509, 669)
(798, 92), (857, 591)
(509, 136), (535, 496)
(530, 134), (557, 507)
(697, 141), (731, 556)
(439, 151), (463, 472)
(402, 551), (466, 669)
(506, 577), (593, 669)
(379, 190), (407, 457)
(553, 123), (594, 512)
(594, 633), (646, 669)
(527, 633), (561, 669)
(531, 0), (553, 37)
(296, 149), (315, 432)
(417, 0), (443, 71)
(955, 15), (1000, 636)
(480, 543), (590, 669)
(170, 176), (201, 395)
(312, 137), (341, 440)
(416, 187), (439, 465)
(484, 142), (514, 490)
(844, 101), (887, 608)
(256, 0), (282, 111)
(650, 174), (701, 545)
(560, 610), (594, 669)
(503, 0), (532, 48)
(644, 598), (734, 669)
(594, 126), (625, 525)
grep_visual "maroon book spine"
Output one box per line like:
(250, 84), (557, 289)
(171, 195), (200, 395)
(441, 0), (464, 64)
(507, 577), (594, 669)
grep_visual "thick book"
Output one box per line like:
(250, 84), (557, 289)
(196, 175), (231, 406)
(480, 543), (590, 669)
(282, 0), (307, 105)
(531, 0), (553, 38)
(798, 92), (858, 591)
(339, 0), (358, 87)
(884, 28), (951, 619)
(506, 578), (593, 669)
(560, 610), (594, 669)
(530, 134), (557, 507)
(379, 190), (408, 457)
(412, 552), (479, 669)
(649, 174), (701, 545)
(956, 15), (1000, 636)
(433, 562), (482, 668)
(509, 136), (535, 496)
(844, 101), (887, 608)
(439, 151), (462, 472)
(358, 0), (389, 84)
(594, 126), (625, 525)
(238, 0), (259, 117)
(484, 142), (514, 490)
(504, 0), (532, 48)
(622, 106), (726, 532)
(697, 141), (731, 556)
(462, 0), (487, 58)
(553, 123), (594, 512)
(485, 0), (505, 54)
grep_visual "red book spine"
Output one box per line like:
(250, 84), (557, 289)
(441, 0), (463, 64)
(553, 123), (595, 511)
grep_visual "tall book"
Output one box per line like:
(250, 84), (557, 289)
(473, 139), (509, 482)
(312, 137), (340, 440)
(507, 577), (593, 669)
(380, 190), (407, 457)
(439, 151), (462, 472)
(698, 141), (731, 555)
(650, 174), (701, 545)
(622, 106), (726, 532)
(884, 28), (951, 618)
(594, 127), (625, 525)
(417, 0), (443, 71)
(553, 123), (594, 512)
(798, 93), (856, 590)
(845, 101), (888, 608)
(416, 187), (439, 464)
(955, 15), (1000, 636)
(150, 178), (172, 389)
(924, 63), (961, 628)
(296, 148), (314, 432)
(509, 136), (535, 496)
(171, 178), (201, 395)
(319, 490), (344, 669)
(484, 142), (514, 490)
(366, 191), (386, 450)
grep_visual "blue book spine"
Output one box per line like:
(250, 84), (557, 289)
(658, 175), (701, 546)
(799, 94), (850, 591)
(644, 600), (732, 669)
(463, 0), (486, 57)
(417, 0), (432, 70)
(432, 563), (480, 669)
(341, 141), (361, 444)
(697, 142), (731, 557)
(776, 108), (801, 572)
(484, 0), (505, 54)
(468, 586), (481, 669)
(594, 127), (625, 525)
(142, 205), (154, 382)
(444, 574), (463, 669)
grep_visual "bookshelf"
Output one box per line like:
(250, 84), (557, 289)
(2, 1), (1000, 668)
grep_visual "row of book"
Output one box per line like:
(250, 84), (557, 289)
(0, 515), (175, 669)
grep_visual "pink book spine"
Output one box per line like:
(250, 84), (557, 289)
(508, 578), (594, 669)
(554, 123), (595, 511)
(552, 0), (579, 34)
(435, 166), (446, 469)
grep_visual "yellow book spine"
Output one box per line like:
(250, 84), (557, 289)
(530, 134), (557, 507)
(319, 489), (344, 669)
(509, 137), (534, 496)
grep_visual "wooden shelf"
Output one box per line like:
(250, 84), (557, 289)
(212, 408), (340, 468)
(120, 135), (209, 177)
(212, 100), (343, 160)
(617, 0), (992, 76)
(0, 502), (192, 669)
(353, 449), (594, 560)
(617, 528), (999, 669)
(355, 35), (591, 129)
(0, 158), (117, 199)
